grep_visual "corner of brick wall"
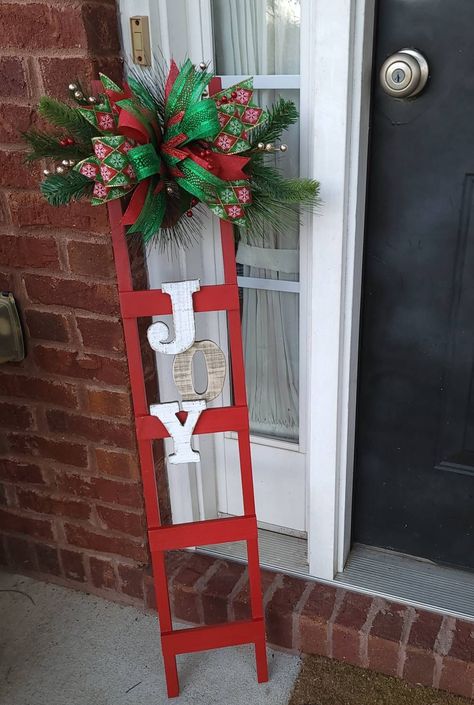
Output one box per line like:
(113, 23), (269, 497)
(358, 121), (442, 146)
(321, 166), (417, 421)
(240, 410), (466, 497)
(0, 0), (169, 605)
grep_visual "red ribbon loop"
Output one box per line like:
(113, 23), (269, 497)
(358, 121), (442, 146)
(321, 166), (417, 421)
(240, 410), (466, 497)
(118, 110), (150, 144)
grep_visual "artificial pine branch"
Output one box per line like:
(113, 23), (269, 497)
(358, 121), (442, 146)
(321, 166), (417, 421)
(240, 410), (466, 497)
(139, 191), (200, 251)
(128, 76), (159, 113)
(128, 61), (166, 122)
(250, 98), (299, 146)
(244, 186), (319, 240)
(255, 174), (319, 205)
(249, 156), (319, 205)
(40, 171), (93, 206)
(38, 96), (97, 142)
(23, 129), (90, 162)
(245, 192), (300, 237)
(243, 154), (320, 240)
(150, 212), (202, 253)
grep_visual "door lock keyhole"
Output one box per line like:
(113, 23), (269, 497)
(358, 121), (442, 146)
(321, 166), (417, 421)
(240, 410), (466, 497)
(392, 68), (406, 84)
(380, 48), (429, 98)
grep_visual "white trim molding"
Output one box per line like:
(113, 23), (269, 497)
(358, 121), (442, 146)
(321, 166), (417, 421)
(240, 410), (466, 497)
(304, 0), (375, 580)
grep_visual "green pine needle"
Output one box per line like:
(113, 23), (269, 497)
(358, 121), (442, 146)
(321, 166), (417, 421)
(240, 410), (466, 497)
(128, 76), (160, 114)
(41, 171), (93, 206)
(23, 129), (91, 162)
(38, 96), (97, 142)
(249, 155), (319, 204)
(250, 98), (299, 146)
(244, 97), (319, 241)
(242, 153), (320, 240)
(147, 215), (202, 253)
(253, 168), (319, 204)
(128, 61), (166, 120)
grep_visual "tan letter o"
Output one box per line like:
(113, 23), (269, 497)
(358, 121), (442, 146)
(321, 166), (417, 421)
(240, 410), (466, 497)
(172, 340), (226, 402)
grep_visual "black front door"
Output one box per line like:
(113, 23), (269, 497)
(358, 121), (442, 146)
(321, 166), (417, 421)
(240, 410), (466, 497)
(354, 0), (474, 570)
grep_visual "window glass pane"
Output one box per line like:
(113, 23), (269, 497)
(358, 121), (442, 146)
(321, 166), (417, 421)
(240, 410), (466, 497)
(212, 0), (300, 75)
(237, 86), (300, 440)
(239, 287), (299, 442)
(211, 1), (301, 442)
(254, 89), (300, 177)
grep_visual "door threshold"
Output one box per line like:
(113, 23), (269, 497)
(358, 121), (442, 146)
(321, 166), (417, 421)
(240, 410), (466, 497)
(199, 526), (309, 575)
(335, 544), (474, 621)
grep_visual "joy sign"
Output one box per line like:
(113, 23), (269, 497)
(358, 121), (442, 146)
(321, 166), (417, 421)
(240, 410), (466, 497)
(147, 280), (226, 464)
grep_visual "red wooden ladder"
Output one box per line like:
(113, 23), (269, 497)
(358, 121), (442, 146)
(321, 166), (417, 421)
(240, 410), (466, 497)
(107, 199), (268, 697)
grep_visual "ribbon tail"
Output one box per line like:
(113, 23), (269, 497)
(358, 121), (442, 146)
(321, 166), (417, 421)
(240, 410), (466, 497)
(207, 153), (250, 181)
(128, 143), (162, 181)
(165, 60), (180, 101)
(121, 180), (149, 225)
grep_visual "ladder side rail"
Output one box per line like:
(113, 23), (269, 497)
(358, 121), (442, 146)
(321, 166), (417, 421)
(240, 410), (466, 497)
(107, 201), (172, 639)
(220, 221), (267, 677)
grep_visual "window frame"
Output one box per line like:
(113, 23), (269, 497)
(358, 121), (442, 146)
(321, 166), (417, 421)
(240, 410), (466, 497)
(117, 0), (376, 579)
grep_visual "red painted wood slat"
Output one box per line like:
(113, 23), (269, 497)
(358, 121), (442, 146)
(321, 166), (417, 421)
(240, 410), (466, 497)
(162, 618), (265, 654)
(136, 405), (249, 440)
(120, 284), (239, 318)
(148, 515), (257, 551)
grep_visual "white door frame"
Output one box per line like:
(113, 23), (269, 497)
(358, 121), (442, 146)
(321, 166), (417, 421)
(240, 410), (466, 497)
(116, 0), (376, 581)
(302, 0), (375, 578)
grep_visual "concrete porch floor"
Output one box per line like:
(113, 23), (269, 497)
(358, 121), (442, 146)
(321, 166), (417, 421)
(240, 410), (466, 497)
(0, 571), (300, 705)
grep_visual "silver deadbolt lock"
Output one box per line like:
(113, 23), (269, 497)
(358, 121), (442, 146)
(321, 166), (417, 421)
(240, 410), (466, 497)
(380, 48), (429, 98)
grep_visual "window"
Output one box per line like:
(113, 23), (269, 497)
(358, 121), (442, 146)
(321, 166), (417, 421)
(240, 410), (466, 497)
(212, 0), (302, 442)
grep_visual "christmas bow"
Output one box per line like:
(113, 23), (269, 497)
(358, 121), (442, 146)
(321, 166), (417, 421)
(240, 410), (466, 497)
(73, 63), (267, 238)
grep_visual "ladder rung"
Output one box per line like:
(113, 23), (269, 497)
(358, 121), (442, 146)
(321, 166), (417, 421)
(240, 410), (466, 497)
(120, 284), (239, 318)
(149, 515), (257, 551)
(136, 405), (249, 440)
(162, 618), (264, 655)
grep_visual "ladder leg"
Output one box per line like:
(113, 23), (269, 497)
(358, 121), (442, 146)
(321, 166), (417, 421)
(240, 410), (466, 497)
(153, 549), (180, 695)
(162, 644), (179, 697)
(247, 538), (268, 683)
(247, 538), (264, 619)
(254, 633), (269, 683)
(152, 550), (173, 632)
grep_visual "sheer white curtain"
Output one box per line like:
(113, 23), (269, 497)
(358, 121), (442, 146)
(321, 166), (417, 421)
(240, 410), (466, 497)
(212, 0), (301, 441)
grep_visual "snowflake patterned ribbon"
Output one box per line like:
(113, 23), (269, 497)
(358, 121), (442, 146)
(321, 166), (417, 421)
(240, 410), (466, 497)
(74, 135), (138, 205)
(73, 66), (268, 231)
(211, 79), (266, 154)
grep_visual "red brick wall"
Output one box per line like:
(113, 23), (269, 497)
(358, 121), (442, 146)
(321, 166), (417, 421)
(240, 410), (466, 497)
(0, 0), (166, 603)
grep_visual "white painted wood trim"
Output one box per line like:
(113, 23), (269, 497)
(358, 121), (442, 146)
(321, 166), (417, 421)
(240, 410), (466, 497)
(225, 431), (301, 453)
(237, 276), (300, 294)
(336, 0), (376, 574)
(184, 0), (213, 65)
(304, 0), (375, 580)
(219, 75), (300, 89)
